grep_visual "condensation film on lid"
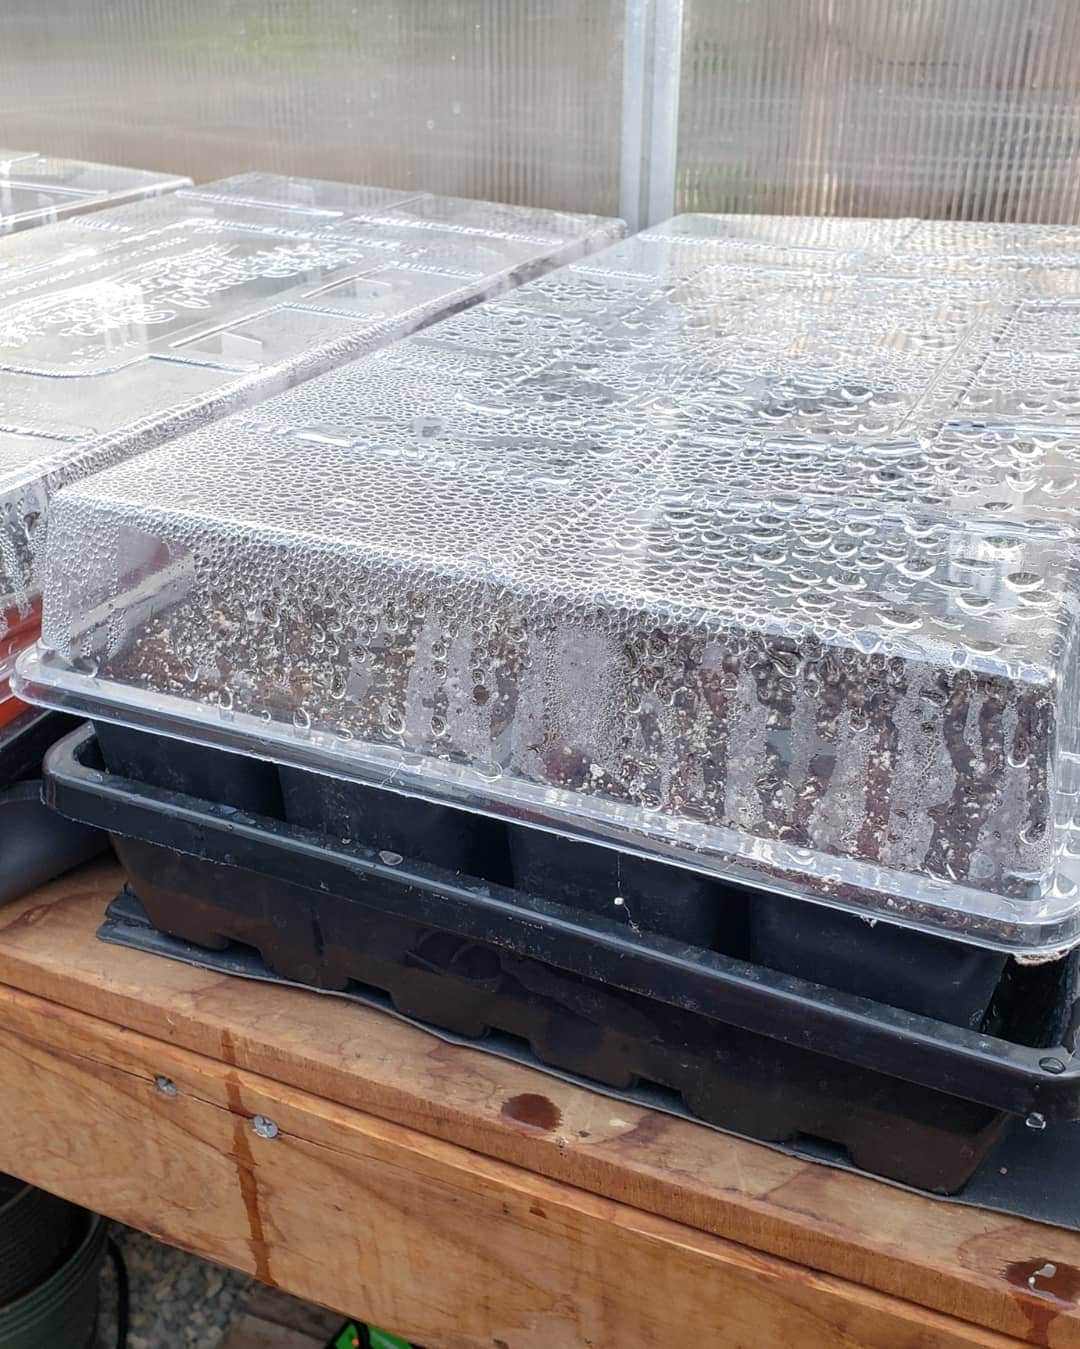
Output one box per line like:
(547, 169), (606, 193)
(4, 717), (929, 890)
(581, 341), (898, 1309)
(0, 171), (622, 669)
(20, 212), (1080, 952)
(0, 150), (189, 234)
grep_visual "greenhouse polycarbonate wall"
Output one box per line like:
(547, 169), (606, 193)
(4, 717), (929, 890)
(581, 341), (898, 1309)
(676, 0), (1080, 223)
(0, 1), (626, 216)
(3, 0), (1080, 227)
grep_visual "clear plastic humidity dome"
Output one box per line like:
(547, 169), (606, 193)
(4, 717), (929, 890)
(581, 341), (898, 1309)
(0, 171), (621, 706)
(0, 150), (188, 233)
(21, 212), (1080, 951)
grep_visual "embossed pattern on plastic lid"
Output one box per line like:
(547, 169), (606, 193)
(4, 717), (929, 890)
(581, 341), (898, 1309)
(21, 212), (1080, 951)
(0, 171), (622, 642)
(0, 150), (189, 234)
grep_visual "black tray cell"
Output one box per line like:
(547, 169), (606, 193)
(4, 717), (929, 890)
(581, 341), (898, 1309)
(104, 842), (1009, 1194)
(95, 722), (282, 816)
(279, 766), (511, 883)
(508, 824), (746, 953)
(749, 893), (1009, 1031)
(984, 954), (1080, 1049)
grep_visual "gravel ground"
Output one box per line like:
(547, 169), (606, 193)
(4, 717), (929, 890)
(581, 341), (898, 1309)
(96, 1224), (252, 1349)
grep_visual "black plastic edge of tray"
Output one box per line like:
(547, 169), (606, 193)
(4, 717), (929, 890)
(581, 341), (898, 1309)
(0, 780), (105, 907)
(0, 710), (106, 904)
(97, 886), (1007, 1196)
(43, 723), (1080, 1119)
(0, 707), (83, 791)
(102, 726), (1011, 1030)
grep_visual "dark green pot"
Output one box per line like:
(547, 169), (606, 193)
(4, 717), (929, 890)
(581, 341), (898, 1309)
(0, 1174), (86, 1304)
(0, 1214), (106, 1349)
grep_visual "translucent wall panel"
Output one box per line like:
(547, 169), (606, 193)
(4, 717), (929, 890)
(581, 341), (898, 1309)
(8, 0), (1080, 226)
(0, 1), (624, 216)
(676, 0), (1080, 223)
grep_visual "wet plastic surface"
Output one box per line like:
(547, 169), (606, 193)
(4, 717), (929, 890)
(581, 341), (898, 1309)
(0, 150), (187, 233)
(23, 211), (1080, 953)
(0, 172), (620, 630)
(46, 723), (1080, 1193)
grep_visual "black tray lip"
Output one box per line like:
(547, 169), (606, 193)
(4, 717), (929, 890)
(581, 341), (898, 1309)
(0, 705), (54, 747)
(0, 706), (86, 796)
(45, 723), (1080, 1119)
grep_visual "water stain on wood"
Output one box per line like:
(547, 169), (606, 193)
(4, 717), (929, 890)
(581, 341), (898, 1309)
(0, 900), (57, 934)
(500, 1093), (562, 1133)
(0, 882), (107, 936)
(1004, 1259), (1080, 1345)
(607, 1111), (669, 1148)
(225, 1071), (275, 1287)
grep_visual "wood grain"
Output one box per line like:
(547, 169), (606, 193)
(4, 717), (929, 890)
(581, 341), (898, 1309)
(0, 979), (1021, 1349)
(0, 861), (1078, 1344)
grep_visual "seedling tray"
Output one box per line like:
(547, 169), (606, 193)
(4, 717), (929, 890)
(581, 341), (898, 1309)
(0, 149), (187, 233)
(23, 211), (1080, 954)
(94, 724), (1013, 1030)
(0, 172), (620, 627)
(46, 724), (1080, 1193)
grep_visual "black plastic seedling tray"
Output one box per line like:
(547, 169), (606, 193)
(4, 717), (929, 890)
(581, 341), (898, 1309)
(747, 892), (1011, 1030)
(0, 709), (104, 905)
(98, 724), (1016, 1030)
(46, 724), (1080, 1193)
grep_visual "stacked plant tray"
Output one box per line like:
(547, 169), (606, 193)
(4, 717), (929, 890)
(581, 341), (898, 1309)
(0, 149), (188, 234)
(23, 211), (1080, 1190)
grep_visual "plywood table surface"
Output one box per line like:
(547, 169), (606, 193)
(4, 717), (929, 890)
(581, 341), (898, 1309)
(0, 858), (1078, 1347)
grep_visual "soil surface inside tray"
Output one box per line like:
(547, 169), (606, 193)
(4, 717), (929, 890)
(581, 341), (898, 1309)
(91, 608), (1046, 947)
